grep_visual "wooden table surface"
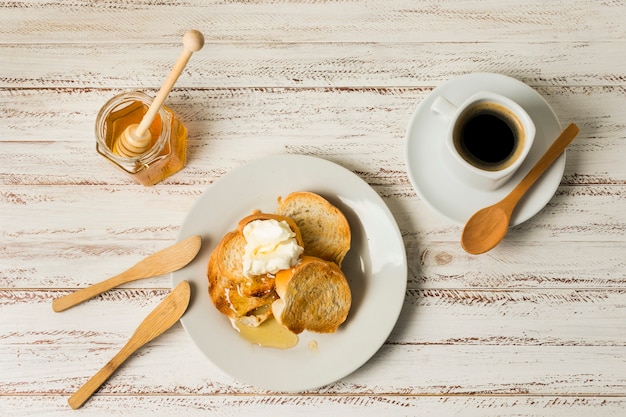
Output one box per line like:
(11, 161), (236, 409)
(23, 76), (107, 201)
(2, 1), (625, 415)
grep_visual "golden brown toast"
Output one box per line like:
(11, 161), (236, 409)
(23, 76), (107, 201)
(207, 193), (352, 333)
(207, 212), (301, 326)
(275, 192), (351, 266)
(207, 231), (277, 320)
(272, 256), (351, 334)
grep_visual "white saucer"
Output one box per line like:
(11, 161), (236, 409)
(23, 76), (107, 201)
(405, 73), (565, 226)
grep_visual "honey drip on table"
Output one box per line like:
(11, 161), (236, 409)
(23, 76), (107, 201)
(235, 317), (299, 349)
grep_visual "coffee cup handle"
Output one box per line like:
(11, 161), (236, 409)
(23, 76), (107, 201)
(431, 96), (458, 120)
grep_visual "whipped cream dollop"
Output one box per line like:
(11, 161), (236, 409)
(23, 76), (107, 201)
(242, 219), (303, 277)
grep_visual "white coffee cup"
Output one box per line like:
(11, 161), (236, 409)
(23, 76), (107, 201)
(431, 91), (535, 191)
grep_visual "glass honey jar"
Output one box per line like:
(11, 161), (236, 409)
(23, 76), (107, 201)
(95, 91), (187, 186)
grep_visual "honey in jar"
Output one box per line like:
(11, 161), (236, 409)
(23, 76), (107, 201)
(95, 91), (187, 186)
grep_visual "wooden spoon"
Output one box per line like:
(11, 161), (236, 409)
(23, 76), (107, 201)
(67, 280), (191, 409)
(115, 29), (205, 157)
(461, 123), (579, 254)
(52, 235), (201, 312)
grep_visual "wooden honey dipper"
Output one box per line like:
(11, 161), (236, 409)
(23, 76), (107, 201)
(114, 29), (204, 157)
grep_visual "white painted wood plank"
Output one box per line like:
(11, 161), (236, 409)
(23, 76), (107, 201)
(2, 395), (625, 417)
(3, 215), (626, 290)
(2, 311), (626, 396)
(413, 241), (626, 289)
(1, 288), (625, 396)
(1, 1), (624, 43)
(2, 182), (626, 288)
(387, 184), (626, 242)
(1, 41), (625, 89)
(1, 87), (624, 185)
(3, 287), (624, 347)
(396, 289), (626, 346)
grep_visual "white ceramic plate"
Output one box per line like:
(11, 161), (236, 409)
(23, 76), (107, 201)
(405, 72), (565, 226)
(172, 154), (407, 391)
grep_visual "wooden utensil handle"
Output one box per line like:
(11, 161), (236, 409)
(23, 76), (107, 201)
(67, 344), (134, 409)
(135, 30), (204, 137)
(52, 273), (129, 312)
(504, 123), (579, 208)
(134, 50), (192, 135)
(66, 281), (190, 409)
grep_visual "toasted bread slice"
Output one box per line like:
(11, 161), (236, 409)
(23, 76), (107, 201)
(207, 231), (277, 321)
(210, 231), (275, 297)
(272, 256), (351, 334)
(275, 192), (351, 266)
(207, 212), (303, 326)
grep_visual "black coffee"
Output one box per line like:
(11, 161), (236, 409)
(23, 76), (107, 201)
(454, 103), (524, 171)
